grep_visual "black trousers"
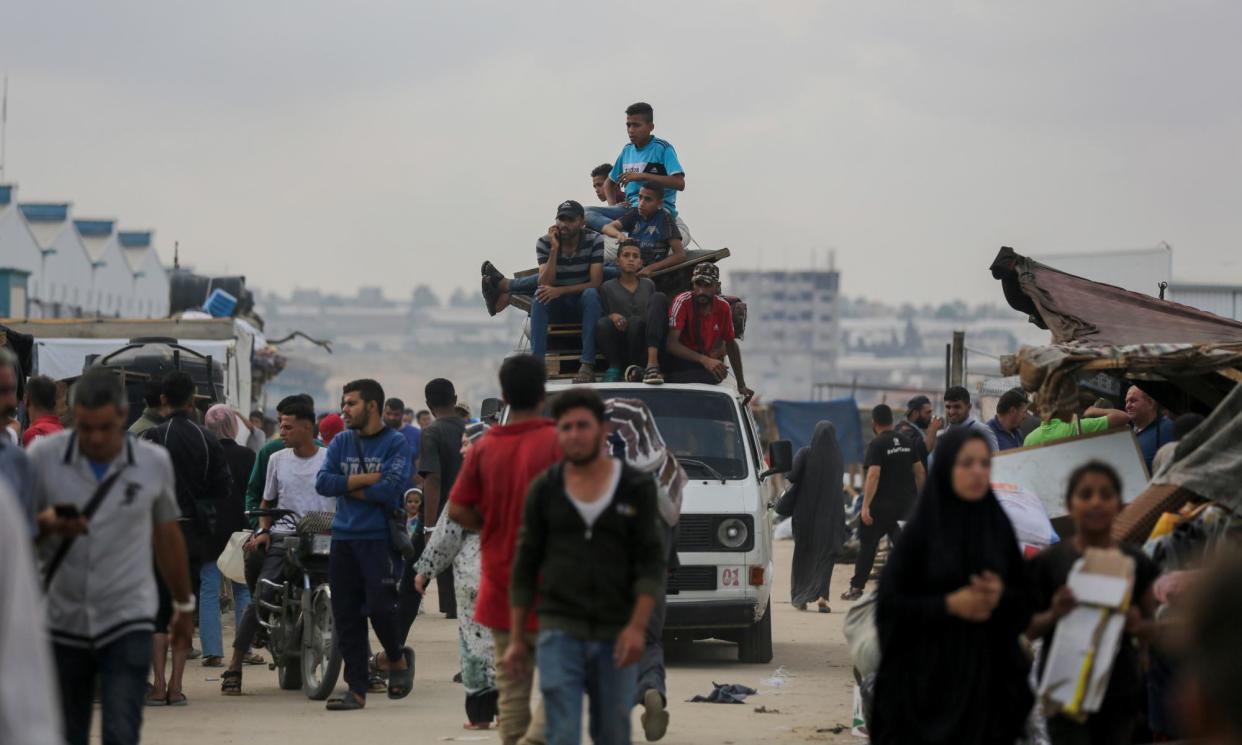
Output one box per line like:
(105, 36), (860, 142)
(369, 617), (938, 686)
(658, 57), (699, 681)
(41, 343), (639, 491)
(596, 316), (648, 371)
(850, 515), (901, 590)
(395, 534), (427, 646)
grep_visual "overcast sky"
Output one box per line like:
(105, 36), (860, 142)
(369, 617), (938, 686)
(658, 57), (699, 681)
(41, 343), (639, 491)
(3, 2), (1239, 305)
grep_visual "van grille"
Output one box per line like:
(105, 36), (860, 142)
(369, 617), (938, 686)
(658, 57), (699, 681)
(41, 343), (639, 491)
(676, 515), (716, 552)
(668, 565), (716, 593)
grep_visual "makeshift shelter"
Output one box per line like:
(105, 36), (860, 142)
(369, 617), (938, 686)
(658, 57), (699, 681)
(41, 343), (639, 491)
(770, 398), (865, 465)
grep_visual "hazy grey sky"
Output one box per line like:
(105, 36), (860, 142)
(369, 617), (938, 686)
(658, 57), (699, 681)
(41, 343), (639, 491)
(4, 1), (1240, 305)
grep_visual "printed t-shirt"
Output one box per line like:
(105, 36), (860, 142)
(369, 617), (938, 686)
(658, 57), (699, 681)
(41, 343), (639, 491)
(669, 291), (735, 355)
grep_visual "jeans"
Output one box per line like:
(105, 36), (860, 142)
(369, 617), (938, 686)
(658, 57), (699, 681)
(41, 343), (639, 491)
(54, 631), (153, 745)
(509, 265), (619, 297)
(637, 524), (672, 703)
(199, 561), (251, 658)
(585, 205), (630, 232)
(330, 538), (403, 697)
(529, 289), (602, 363)
(538, 629), (636, 745)
(233, 540), (287, 653)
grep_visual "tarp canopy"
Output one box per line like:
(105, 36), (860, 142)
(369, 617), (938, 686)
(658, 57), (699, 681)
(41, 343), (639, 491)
(1003, 343), (1242, 416)
(990, 246), (1242, 346)
(771, 398), (865, 465)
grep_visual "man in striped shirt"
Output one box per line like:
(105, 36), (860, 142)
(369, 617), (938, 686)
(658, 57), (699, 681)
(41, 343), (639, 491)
(528, 200), (605, 384)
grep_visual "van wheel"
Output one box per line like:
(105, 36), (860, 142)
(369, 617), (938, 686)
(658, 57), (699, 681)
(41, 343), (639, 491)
(738, 599), (773, 663)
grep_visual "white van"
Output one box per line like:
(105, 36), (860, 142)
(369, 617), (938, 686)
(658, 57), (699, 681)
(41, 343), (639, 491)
(538, 381), (792, 663)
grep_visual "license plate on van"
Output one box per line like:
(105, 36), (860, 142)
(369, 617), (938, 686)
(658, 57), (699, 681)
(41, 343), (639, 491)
(718, 566), (744, 589)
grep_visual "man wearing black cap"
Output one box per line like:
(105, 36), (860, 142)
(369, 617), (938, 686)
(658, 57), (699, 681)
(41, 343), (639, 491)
(643, 263), (754, 401)
(519, 200), (605, 384)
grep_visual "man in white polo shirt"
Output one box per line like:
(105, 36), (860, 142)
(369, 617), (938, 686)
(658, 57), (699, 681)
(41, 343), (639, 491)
(29, 370), (193, 745)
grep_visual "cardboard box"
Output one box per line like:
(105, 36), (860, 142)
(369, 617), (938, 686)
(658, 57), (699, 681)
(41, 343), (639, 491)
(1037, 548), (1136, 718)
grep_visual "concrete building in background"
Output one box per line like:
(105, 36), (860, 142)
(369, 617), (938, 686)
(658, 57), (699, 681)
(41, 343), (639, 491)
(0, 184), (170, 319)
(1033, 244), (1172, 297)
(729, 268), (841, 400)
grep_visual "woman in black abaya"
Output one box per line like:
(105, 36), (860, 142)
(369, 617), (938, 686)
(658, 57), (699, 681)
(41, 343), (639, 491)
(870, 428), (1034, 745)
(787, 422), (848, 613)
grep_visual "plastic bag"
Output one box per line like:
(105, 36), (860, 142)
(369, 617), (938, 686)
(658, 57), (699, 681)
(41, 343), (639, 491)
(216, 530), (252, 585)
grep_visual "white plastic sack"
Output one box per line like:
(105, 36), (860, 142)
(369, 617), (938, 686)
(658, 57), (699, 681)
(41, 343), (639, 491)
(773, 518), (794, 541)
(993, 482), (1058, 550)
(216, 530), (252, 585)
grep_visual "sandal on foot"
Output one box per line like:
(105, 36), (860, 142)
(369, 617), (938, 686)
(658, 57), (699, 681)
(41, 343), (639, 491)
(481, 261), (504, 285)
(793, 602), (807, 611)
(326, 694), (366, 711)
(242, 652), (266, 666)
(166, 692), (188, 706)
(221, 670), (243, 696)
(840, 587), (864, 602)
(817, 600), (832, 614)
(643, 366), (664, 385)
(387, 647), (416, 700)
(641, 689), (670, 742)
(464, 721), (493, 730)
(624, 365), (644, 383)
(368, 674), (388, 694)
(202, 656), (224, 668)
(573, 365), (595, 385)
(145, 692), (168, 707)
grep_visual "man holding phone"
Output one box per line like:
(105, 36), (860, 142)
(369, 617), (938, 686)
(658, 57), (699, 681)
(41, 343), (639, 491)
(28, 370), (193, 744)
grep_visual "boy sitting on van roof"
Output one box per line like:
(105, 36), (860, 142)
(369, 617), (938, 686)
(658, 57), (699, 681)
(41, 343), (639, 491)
(600, 182), (686, 277)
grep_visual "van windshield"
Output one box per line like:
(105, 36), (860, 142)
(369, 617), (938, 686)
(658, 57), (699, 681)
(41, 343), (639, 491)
(553, 388), (749, 481)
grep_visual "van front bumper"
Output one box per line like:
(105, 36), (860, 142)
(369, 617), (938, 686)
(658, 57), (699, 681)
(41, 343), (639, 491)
(665, 600), (759, 630)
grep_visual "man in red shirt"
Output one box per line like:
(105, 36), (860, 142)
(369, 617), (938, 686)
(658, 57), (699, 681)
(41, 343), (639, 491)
(645, 263), (754, 401)
(21, 375), (63, 448)
(447, 354), (561, 745)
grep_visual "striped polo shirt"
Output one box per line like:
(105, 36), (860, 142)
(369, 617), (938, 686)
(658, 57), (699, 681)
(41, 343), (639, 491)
(536, 231), (605, 287)
(29, 430), (181, 649)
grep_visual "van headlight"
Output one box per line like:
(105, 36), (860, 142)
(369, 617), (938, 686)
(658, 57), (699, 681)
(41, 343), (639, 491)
(717, 518), (749, 550)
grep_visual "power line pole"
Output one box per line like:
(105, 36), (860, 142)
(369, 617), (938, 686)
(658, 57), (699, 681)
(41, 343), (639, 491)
(1, 73), (8, 181)
(949, 330), (966, 387)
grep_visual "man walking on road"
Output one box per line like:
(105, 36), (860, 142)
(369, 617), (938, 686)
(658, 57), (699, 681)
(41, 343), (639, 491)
(315, 379), (413, 710)
(30, 370), (194, 744)
(419, 378), (467, 620)
(448, 355), (561, 745)
(841, 405), (924, 601)
(505, 388), (665, 745)
(141, 370), (233, 706)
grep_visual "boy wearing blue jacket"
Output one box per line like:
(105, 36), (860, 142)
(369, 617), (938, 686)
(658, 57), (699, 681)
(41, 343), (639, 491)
(315, 378), (414, 710)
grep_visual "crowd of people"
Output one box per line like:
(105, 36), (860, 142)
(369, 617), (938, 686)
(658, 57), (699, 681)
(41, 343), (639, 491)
(794, 380), (1242, 745)
(0, 345), (689, 745)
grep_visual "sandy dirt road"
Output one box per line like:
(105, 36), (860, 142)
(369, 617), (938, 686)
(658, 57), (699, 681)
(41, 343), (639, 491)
(139, 540), (860, 745)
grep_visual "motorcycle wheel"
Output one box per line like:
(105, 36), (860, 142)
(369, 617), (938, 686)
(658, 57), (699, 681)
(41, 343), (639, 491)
(302, 584), (342, 701)
(277, 653), (303, 690)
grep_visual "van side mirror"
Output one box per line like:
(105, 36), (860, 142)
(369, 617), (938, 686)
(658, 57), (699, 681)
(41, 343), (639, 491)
(480, 398), (503, 422)
(760, 440), (793, 479)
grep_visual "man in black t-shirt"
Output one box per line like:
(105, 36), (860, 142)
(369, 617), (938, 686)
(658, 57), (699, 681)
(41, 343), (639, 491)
(417, 378), (467, 619)
(842, 405), (925, 601)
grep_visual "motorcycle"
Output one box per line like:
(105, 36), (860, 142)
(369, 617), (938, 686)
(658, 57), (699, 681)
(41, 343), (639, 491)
(247, 508), (342, 700)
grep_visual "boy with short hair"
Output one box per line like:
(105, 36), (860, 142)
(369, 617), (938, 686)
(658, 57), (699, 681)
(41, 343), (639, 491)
(586, 102), (686, 232)
(595, 240), (665, 382)
(601, 182), (686, 276)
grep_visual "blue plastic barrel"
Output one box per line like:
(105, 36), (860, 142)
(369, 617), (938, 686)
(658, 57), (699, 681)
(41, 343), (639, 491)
(203, 288), (238, 317)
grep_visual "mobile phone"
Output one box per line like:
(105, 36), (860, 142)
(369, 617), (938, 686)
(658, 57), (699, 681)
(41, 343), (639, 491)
(54, 504), (81, 520)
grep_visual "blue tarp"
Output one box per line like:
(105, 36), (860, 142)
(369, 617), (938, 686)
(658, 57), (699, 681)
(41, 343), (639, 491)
(771, 398), (866, 465)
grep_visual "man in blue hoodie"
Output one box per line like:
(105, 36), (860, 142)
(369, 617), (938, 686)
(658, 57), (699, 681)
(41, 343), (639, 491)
(315, 378), (414, 710)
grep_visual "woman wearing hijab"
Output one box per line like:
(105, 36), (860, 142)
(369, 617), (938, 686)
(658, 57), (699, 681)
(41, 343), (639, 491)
(787, 422), (848, 612)
(870, 428), (1034, 745)
(200, 405), (258, 667)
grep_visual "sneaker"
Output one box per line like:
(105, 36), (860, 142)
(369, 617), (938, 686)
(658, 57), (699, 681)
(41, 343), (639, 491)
(840, 586), (864, 602)
(640, 689), (669, 741)
(603, 368), (623, 383)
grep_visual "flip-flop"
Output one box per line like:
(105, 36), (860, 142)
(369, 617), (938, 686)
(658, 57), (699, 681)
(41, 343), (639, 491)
(325, 694), (366, 711)
(242, 652), (266, 666)
(817, 604), (832, 614)
(387, 647), (416, 700)
(201, 656), (224, 668)
(463, 722), (493, 730)
(145, 694), (168, 707)
(166, 692), (188, 706)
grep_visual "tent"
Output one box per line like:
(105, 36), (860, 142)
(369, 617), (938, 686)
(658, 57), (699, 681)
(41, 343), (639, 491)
(770, 398), (865, 465)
